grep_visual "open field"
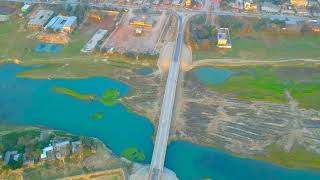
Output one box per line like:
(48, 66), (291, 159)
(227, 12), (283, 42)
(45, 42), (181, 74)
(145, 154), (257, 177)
(192, 33), (320, 61)
(198, 65), (320, 110)
(102, 10), (167, 54)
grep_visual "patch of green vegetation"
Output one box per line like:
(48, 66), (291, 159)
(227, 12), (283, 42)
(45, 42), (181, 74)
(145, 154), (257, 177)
(90, 112), (104, 120)
(0, 18), (37, 61)
(205, 66), (320, 110)
(99, 89), (120, 106)
(121, 147), (145, 162)
(209, 67), (287, 103)
(253, 144), (320, 170)
(52, 86), (96, 101)
(289, 83), (320, 110)
(0, 129), (40, 152)
(192, 33), (320, 61)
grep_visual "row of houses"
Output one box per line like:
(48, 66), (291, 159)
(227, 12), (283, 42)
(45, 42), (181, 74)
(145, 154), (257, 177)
(2, 140), (82, 167)
(27, 9), (77, 33)
(232, 0), (319, 16)
(40, 140), (81, 161)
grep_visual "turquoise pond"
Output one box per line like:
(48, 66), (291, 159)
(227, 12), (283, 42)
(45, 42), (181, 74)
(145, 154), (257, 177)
(1, 64), (320, 180)
(136, 67), (153, 76)
(194, 67), (232, 85)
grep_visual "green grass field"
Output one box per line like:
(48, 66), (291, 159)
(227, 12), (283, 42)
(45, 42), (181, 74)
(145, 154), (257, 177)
(0, 17), (90, 63)
(192, 33), (320, 61)
(253, 144), (320, 170)
(205, 66), (320, 110)
(0, 18), (37, 60)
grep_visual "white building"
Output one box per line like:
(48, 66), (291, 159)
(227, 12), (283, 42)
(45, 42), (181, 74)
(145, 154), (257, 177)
(81, 29), (108, 53)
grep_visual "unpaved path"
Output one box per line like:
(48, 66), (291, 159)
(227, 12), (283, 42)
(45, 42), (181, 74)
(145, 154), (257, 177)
(189, 58), (320, 69)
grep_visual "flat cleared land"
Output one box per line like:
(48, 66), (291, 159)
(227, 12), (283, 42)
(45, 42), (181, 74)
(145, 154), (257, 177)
(192, 32), (320, 61)
(80, 11), (119, 36)
(102, 11), (167, 53)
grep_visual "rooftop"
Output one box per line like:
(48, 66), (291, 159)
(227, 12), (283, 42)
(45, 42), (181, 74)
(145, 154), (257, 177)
(28, 10), (54, 27)
(81, 29), (108, 53)
(45, 15), (77, 31)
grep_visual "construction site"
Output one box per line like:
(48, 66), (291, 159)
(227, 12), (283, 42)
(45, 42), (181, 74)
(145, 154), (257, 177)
(101, 10), (171, 56)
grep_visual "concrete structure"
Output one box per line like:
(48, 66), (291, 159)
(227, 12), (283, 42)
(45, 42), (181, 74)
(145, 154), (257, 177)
(71, 141), (82, 153)
(4, 151), (18, 165)
(261, 2), (281, 13)
(217, 28), (232, 48)
(40, 145), (55, 161)
(54, 140), (71, 159)
(27, 10), (54, 30)
(129, 16), (154, 29)
(45, 15), (77, 33)
(148, 15), (184, 180)
(81, 29), (108, 53)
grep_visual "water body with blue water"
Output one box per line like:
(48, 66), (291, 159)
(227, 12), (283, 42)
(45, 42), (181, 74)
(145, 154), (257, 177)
(136, 67), (153, 76)
(194, 67), (232, 85)
(1, 64), (320, 180)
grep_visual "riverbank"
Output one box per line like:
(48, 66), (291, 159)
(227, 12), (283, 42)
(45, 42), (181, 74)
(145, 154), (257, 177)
(173, 62), (320, 171)
(0, 125), (130, 180)
(12, 59), (162, 125)
(1, 63), (320, 180)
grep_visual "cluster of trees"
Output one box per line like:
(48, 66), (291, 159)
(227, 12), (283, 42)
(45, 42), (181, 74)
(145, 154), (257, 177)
(125, 50), (160, 60)
(219, 16), (244, 31)
(253, 18), (286, 31)
(189, 15), (217, 47)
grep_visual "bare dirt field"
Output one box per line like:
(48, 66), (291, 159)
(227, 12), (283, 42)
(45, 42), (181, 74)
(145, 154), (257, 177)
(102, 11), (168, 53)
(80, 10), (120, 37)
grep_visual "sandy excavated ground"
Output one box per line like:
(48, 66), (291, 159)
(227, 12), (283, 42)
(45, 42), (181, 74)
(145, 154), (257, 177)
(102, 11), (167, 53)
(172, 72), (320, 155)
(80, 11), (119, 37)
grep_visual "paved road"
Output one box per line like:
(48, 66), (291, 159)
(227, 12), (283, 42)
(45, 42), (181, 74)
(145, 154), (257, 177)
(148, 14), (183, 180)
